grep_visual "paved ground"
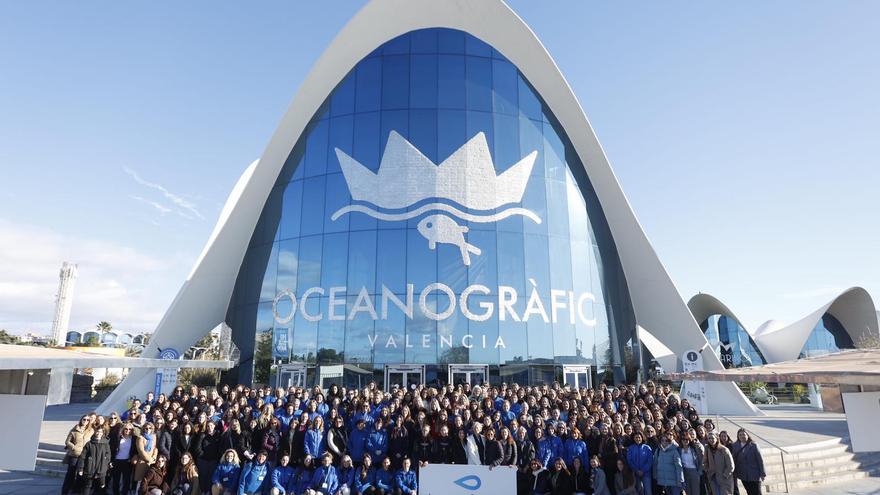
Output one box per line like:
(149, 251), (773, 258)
(715, 404), (852, 450)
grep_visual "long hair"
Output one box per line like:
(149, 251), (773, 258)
(221, 448), (241, 466)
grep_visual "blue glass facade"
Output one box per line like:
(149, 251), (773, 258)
(700, 315), (766, 368)
(224, 28), (635, 386)
(798, 313), (854, 358)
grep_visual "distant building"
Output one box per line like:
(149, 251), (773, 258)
(50, 262), (78, 346)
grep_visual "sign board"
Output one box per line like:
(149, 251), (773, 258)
(842, 391), (880, 453)
(420, 463), (516, 495)
(154, 348), (180, 397)
(0, 394), (47, 470)
(681, 349), (707, 416)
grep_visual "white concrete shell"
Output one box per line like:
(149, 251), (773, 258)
(102, 0), (757, 415)
(688, 288), (878, 364)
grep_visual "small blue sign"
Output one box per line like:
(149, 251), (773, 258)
(454, 475), (481, 491)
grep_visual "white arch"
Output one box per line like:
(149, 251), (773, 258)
(103, 0), (757, 415)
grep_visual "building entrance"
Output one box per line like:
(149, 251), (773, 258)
(276, 363), (307, 389)
(448, 364), (489, 386)
(384, 364), (425, 391)
(562, 365), (592, 389)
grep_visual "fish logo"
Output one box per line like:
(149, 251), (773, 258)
(332, 131), (541, 265)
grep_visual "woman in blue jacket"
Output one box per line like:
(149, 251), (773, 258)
(535, 428), (554, 468)
(270, 454), (295, 495)
(310, 453), (339, 495)
(374, 457), (394, 495)
(625, 432), (654, 495)
(545, 425), (564, 464)
(353, 454), (376, 495)
(212, 449), (241, 495)
(393, 457), (418, 495)
(337, 455), (356, 495)
(563, 428), (589, 470)
(304, 416), (327, 459)
(366, 419), (389, 461)
(294, 456), (315, 495)
(239, 450), (270, 495)
(348, 420), (369, 466)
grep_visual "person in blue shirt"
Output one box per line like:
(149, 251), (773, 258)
(212, 449), (242, 495)
(366, 419), (389, 461)
(535, 428), (555, 469)
(278, 403), (298, 434)
(304, 416), (327, 459)
(310, 453), (339, 495)
(626, 432), (654, 495)
(294, 456), (315, 495)
(239, 450), (270, 495)
(394, 457), (418, 495)
(353, 454), (376, 495)
(500, 401), (516, 426)
(270, 454), (295, 495)
(563, 428), (589, 471)
(374, 457), (395, 495)
(337, 455), (355, 495)
(348, 419), (369, 465)
(546, 425), (564, 463)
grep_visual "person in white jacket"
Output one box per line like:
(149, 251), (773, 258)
(466, 423), (484, 465)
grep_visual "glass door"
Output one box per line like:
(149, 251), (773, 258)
(448, 364), (489, 386)
(384, 364), (425, 390)
(277, 363), (307, 389)
(562, 365), (592, 389)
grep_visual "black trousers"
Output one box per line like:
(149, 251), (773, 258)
(82, 475), (106, 495)
(110, 459), (132, 495)
(62, 462), (79, 494)
(741, 480), (762, 495)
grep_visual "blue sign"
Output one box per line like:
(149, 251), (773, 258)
(273, 330), (289, 358)
(454, 475), (481, 490)
(159, 348), (180, 360)
(153, 370), (163, 398)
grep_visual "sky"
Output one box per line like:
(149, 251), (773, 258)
(0, 1), (878, 335)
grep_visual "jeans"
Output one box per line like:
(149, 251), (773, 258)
(639, 473), (653, 495)
(683, 468), (701, 495)
(62, 462), (80, 495)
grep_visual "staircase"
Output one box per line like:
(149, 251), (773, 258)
(762, 437), (880, 492)
(35, 442), (68, 478)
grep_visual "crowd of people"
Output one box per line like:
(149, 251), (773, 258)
(61, 380), (766, 495)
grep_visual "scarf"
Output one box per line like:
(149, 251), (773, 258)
(143, 432), (155, 451)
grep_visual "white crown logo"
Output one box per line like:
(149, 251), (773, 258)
(331, 131), (542, 265)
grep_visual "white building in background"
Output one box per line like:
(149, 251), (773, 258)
(50, 262), (77, 346)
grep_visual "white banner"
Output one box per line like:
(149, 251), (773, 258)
(842, 391), (880, 453)
(420, 463), (516, 495)
(681, 349), (707, 416)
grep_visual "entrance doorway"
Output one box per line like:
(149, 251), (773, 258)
(562, 365), (592, 389)
(384, 364), (425, 391)
(276, 363), (307, 389)
(448, 364), (489, 386)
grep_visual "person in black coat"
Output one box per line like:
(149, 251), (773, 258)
(78, 428), (112, 495)
(194, 421), (222, 494)
(431, 425), (454, 464)
(484, 428), (505, 467)
(548, 457), (574, 495)
(570, 457), (590, 495)
(412, 424), (434, 469)
(221, 420), (252, 463)
(515, 428), (538, 495)
(452, 429), (469, 465)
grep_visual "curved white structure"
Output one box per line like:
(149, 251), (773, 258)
(689, 288), (878, 365)
(102, 0), (759, 415)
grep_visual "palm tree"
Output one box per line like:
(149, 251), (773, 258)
(96, 321), (112, 333)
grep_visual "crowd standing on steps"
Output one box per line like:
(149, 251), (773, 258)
(59, 380), (765, 495)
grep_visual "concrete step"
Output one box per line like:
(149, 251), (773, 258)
(764, 452), (880, 476)
(764, 467), (880, 492)
(39, 442), (66, 452)
(33, 464), (67, 479)
(37, 448), (67, 461)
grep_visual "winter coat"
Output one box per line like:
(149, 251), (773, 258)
(432, 436), (454, 464)
(239, 460), (270, 495)
(221, 430), (251, 461)
(536, 438), (556, 468)
(485, 440), (505, 467)
(731, 440), (765, 482)
(680, 443), (704, 475)
(704, 444), (735, 495)
(338, 466), (355, 492)
(591, 467), (611, 495)
(374, 467), (394, 492)
(626, 443), (653, 474)
(353, 466), (375, 494)
(304, 428), (326, 459)
(211, 462), (241, 491)
(563, 438), (588, 469)
(64, 425), (93, 464)
(158, 430), (174, 459)
(327, 426), (348, 459)
(571, 465), (590, 493)
(310, 465), (339, 495)
(394, 469), (418, 495)
(270, 465), (295, 493)
(194, 431), (222, 463)
(348, 427), (368, 462)
(548, 468), (573, 495)
(77, 437), (111, 479)
(140, 465), (169, 495)
(653, 442), (684, 487)
(515, 438), (535, 469)
(294, 466), (314, 495)
(133, 434), (159, 481)
(366, 429), (389, 459)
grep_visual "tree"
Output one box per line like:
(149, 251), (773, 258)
(856, 332), (880, 349)
(0, 330), (20, 345)
(96, 321), (113, 333)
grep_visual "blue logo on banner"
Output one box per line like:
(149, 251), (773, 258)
(159, 348), (180, 360)
(454, 475), (481, 491)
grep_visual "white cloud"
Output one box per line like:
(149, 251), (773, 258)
(130, 195), (172, 216)
(0, 219), (182, 334)
(124, 167), (204, 221)
(781, 286), (846, 300)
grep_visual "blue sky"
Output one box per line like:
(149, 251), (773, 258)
(1, 1), (877, 334)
